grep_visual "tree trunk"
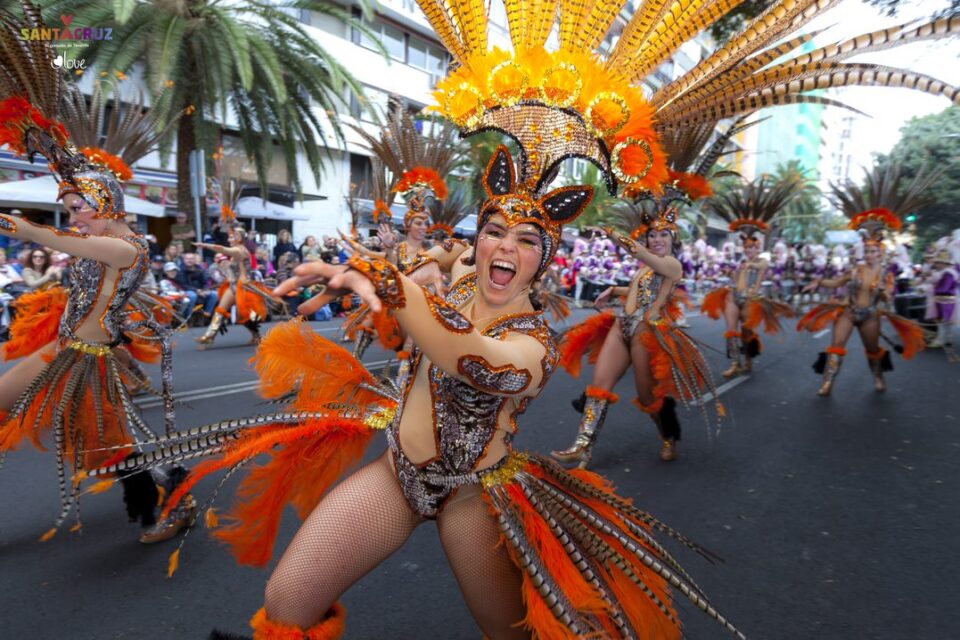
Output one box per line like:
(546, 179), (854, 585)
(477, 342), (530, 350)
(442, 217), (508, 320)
(175, 61), (208, 236)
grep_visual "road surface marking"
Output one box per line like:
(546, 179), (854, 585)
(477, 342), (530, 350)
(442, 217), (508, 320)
(135, 359), (394, 409)
(694, 375), (750, 405)
(814, 328), (830, 339)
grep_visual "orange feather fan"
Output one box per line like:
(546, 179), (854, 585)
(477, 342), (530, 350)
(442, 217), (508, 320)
(161, 320), (395, 565)
(700, 288), (729, 321)
(882, 311), (926, 360)
(3, 287), (67, 361)
(558, 312), (616, 377)
(797, 304), (845, 333)
(251, 319), (382, 407)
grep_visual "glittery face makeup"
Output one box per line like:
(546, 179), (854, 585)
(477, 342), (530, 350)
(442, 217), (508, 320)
(475, 214), (542, 308)
(645, 228), (673, 257)
(63, 192), (108, 235)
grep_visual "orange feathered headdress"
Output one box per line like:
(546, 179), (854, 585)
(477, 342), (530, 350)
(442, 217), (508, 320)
(372, 199), (393, 225)
(394, 166), (448, 201)
(729, 218), (769, 245)
(395, 167), (446, 226)
(220, 204), (238, 224)
(849, 208), (902, 244)
(427, 222), (455, 238)
(668, 169), (713, 201)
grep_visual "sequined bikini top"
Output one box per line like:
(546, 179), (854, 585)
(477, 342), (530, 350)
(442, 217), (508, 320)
(632, 269), (666, 317)
(398, 288), (557, 478)
(739, 261), (763, 295)
(60, 235), (149, 344)
(848, 265), (885, 307)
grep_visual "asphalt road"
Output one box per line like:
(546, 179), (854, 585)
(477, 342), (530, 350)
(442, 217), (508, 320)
(1, 310), (958, 639)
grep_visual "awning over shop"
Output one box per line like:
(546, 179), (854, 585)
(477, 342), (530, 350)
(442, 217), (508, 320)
(0, 176), (166, 217)
(234, 197), (311, 221)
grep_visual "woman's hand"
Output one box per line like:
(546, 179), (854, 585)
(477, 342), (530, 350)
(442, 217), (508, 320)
(645, 307), (661, 323)
(604, 227), (638, 254)
(801, 280), (819, 294)
(594, 287), (613, 309)
(377, 224), (398, 250)
(273, 260), (381, 316)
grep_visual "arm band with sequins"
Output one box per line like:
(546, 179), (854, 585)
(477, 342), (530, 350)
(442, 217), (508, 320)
(347, 254), (406, 309)
(0, 215), (18, 234)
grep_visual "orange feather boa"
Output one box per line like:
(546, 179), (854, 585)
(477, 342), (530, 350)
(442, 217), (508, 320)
(3, 287), (67, 361)
(558, 312), (616, 378)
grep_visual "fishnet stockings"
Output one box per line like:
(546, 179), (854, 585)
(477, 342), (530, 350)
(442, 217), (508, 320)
(438, 485), (530, 639)
(264, 453), (531, 638)
(265, 453), (422, 628)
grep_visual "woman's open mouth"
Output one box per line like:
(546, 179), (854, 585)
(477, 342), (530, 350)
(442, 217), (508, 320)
(489, 259), (517, 288)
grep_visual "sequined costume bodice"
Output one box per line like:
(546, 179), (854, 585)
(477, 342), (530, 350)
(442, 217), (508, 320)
(219, 251), (250, 284)
(627, 269), (665, 317)
(848, 266), (884, 308)
(60, 235), (149, 344)
(396, 242), (427, 274)
(844, 265), (888, 323)
(388, 288), (557, 518)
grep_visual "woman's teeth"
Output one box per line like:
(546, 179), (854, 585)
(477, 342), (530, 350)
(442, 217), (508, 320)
(489, 259), (517, 287)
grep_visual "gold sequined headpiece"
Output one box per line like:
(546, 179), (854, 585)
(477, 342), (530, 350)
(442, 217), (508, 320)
(475, 145), (594, 278)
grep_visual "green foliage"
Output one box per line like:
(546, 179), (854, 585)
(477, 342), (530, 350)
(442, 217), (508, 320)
(709, 0), (775, 44)
(37, 0), (379, 201)
(877, 105), (960, 247)
(770, 160), (827, 243)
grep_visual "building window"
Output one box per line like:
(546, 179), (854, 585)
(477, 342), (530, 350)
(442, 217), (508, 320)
(350, 153), (373, 199)
(408, 37), (428, 70)
(382, 23), (405, 61)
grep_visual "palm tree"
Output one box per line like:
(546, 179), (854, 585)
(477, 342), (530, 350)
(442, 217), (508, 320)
(770, 161), (825, 243)
(37, 0), (379, 220)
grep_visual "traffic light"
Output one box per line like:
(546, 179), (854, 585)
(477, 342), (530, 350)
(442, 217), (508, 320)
(905, 214), (917, 223)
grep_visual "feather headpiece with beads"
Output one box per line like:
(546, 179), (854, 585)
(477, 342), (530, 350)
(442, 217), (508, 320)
(0, 1), (146, 220)
(832, 164), (940, 245)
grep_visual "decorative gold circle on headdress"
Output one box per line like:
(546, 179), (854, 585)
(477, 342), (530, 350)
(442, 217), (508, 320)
(611, 138), (654, 183)
(444, 83), (484, 129)
(585, 92), (630, 138)
(540, 63), (582, 108)
(489, 60), (529, 107)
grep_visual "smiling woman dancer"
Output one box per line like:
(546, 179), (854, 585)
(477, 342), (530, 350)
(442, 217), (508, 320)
(97, 145), (744, 640)
(0, 63), (191, 542)
(700, 177), (799, 379)
(797, 165), (931, 396)
(552, 194), (722, 467)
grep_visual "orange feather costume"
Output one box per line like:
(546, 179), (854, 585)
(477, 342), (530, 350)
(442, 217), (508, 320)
(85, 311), (743, 638)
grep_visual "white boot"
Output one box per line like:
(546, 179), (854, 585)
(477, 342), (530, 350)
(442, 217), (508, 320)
(929, 323), (949, 349)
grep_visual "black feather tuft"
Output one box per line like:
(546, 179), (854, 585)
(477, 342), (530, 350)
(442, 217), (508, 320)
(812, 352), (827, 374)
(745, 336), (761, 358)
(658, 397), (681, 441)
(571, 392), (586, 414)
(881, 350), (894, 372)
(117, 453), (158, 527)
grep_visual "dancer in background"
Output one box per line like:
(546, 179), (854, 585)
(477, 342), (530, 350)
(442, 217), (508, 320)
(195, 217), (279, 348)
(798, 165), (934, 395)
(0, 8), (190, 541)
(701, 176), (799, 378)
